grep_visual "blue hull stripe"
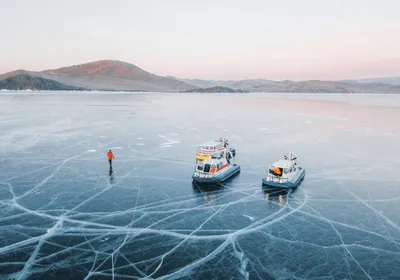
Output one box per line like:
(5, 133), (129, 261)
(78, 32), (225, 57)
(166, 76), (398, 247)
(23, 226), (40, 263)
(192, 165), (241, 183)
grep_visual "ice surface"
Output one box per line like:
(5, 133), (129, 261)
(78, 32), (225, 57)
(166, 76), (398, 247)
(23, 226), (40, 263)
(0, 92), (400, 279)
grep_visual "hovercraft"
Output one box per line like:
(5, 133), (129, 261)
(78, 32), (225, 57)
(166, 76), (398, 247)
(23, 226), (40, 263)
(262, 151), (305, 188)
(192, 147), (240, 183)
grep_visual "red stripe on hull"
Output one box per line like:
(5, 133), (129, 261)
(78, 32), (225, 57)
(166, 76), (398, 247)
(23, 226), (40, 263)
(217, 164), (229, 172)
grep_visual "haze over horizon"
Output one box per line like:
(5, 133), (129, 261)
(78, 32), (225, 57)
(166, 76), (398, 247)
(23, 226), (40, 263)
(1, 0), (400, 81)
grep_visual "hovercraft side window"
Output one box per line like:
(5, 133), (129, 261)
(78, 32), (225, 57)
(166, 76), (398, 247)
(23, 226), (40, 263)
(283, 168), (289, 174)
(269, 167), (283, 176)
(210, 164), (217, 173)
(204, 164), (211, 173)
(200, 146), (214, 152)
(197, 162), (204, 171)
(211, 152), (219, 159)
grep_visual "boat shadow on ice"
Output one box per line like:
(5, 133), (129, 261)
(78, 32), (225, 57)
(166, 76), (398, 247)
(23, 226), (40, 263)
(191, 182), (230, 206)
(262, 186), (297, 205)
(191, 181), (225, 194)
(191, 175), (243, 206)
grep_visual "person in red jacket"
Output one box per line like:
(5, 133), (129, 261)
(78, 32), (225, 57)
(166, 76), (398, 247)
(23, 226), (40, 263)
(107, 150), (114, 166)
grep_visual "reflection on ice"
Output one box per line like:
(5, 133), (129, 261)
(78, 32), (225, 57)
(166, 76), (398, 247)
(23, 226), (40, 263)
(0, 93), (400, 279)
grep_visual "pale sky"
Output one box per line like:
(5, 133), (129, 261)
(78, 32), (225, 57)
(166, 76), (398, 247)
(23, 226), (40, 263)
(1, 0), (399, 80)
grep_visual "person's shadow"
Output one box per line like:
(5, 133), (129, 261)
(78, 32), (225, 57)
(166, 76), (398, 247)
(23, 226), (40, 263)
(109, 166), (114, 184)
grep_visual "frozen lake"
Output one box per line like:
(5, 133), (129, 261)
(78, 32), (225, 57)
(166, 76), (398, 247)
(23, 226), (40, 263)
(1, 92), (400, 279)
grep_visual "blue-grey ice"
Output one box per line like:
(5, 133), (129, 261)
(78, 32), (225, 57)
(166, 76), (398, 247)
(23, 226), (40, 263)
(0, 92), (400, 279)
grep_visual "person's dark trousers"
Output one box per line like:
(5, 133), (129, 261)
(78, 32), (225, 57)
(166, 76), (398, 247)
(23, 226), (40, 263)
(109, 160), (112, 166)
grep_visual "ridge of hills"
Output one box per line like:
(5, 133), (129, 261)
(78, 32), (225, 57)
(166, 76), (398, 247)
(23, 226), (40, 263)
(0, 74), (85, 91)
(183, 86), (248, 93)
(1, 60), (400, 93)
(0, 60), (195, 92)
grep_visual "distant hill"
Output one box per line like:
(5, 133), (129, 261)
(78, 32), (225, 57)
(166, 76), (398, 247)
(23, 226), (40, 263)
(178, 78), (400, 93)
(177, 78), (220, 89)
(184, 86), (248, 93)
(178, 78), (277, 90)
(0, 74), (86, 91)
(355, 76), (400, 85)
(1, 60), (400, 93)
(0, 60), (196, 92)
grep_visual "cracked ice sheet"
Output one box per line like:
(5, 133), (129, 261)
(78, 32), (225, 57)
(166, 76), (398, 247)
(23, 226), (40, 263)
(0, 92), (400, 280)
